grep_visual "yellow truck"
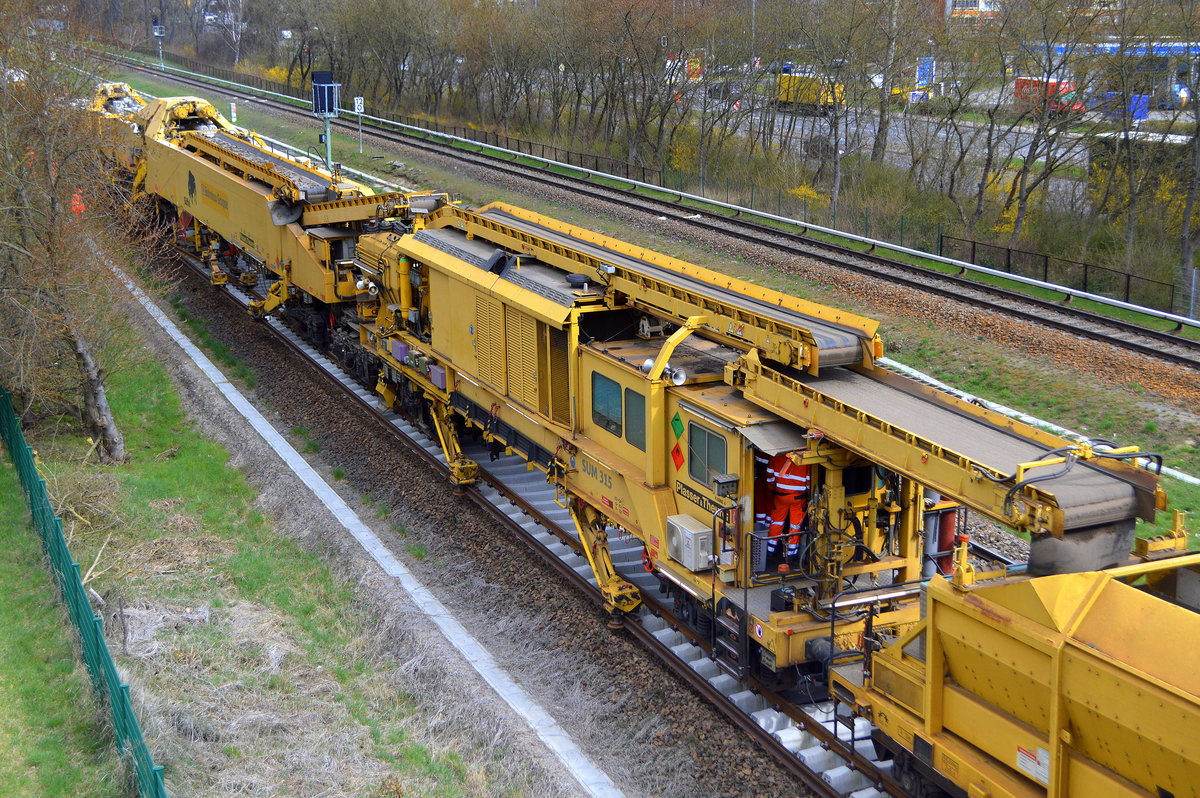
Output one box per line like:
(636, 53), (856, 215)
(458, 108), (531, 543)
(775, 73), (844, 114)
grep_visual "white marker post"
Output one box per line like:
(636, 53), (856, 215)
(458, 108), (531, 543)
(229, 101), (237, 123)
(354, 96), (364, 153)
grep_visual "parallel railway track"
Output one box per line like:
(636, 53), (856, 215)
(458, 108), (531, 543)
(114, 56), (1200, 372)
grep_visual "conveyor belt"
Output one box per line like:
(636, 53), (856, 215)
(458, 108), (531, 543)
(803, 368), (1139, 531)
(479, 208), (867, 367)
(204, 130), (335, 203)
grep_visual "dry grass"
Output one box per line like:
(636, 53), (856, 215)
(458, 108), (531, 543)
(30, 352), (573, 797)
(41, 467), (123, 545)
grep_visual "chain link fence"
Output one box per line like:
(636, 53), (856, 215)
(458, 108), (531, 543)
(0, 389), (168, 798)
(940, 235), (1176, 311)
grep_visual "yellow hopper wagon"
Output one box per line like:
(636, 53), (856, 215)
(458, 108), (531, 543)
(832, 552), (1200, 797)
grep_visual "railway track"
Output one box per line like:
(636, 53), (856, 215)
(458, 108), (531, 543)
(164, 237), (1027, 796)
(173, 245), (1020, 798)
(112, 56), (1200, 372)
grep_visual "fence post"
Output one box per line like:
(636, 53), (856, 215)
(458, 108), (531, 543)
(937, 223), (943, 255)
(1124, 272), (1131, 302)
(864, 207), (870, 238)
(899, 216), (905, 247)
(970, 238), (977, 265)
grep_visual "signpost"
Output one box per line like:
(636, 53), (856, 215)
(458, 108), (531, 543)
(354, 96), (364, 153)
(311, 71), (340, 175)
(152, 18), (165, 69)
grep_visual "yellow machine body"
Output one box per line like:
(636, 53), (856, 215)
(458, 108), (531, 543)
(92, 84), (445, 311)
(833, 553), (1200, 797)
(347, 200), (1169, 683)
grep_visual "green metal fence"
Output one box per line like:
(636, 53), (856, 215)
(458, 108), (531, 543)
(0, 389), (168, 797)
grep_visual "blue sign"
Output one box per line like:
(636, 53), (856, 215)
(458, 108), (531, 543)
(916, 57), (936, 90)
(311, 71), (340, 117)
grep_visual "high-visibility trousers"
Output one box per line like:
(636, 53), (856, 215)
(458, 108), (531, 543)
(768, 495), (807, 554)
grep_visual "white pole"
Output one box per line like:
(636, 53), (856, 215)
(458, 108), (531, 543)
(358, 111), (363, 154)
(324, 116), (333, 175)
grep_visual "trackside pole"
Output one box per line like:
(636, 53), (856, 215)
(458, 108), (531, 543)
(354, 96), (364, 154)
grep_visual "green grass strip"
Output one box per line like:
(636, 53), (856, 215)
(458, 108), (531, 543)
(0, 461), (123, 798)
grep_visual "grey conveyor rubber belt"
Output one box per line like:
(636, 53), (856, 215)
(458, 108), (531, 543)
(479, 208), (866, 368)
(804, 368), (1139, 531)
(205, 130), (335, 203)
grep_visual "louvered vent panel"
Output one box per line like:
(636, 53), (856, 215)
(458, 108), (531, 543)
(474, 294), (506, 391)
(549, 326), (571, 425)
(505, 306), (539, 408)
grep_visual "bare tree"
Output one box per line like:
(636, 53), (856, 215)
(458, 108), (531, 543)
(0, 10), (138, 462)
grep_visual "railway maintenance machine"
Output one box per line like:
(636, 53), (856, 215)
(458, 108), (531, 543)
(344, 199), (1184, 692)
(91, 83), (1197, 797)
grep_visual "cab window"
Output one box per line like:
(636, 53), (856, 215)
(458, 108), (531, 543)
(625, 389), (645, 451)
(687, 422), (726, 487)
(591, 372), (622, 436)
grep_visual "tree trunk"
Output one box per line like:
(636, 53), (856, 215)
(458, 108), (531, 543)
(1182, 123), (1200, 315)
(872, 93), (892, 162)
(69, 323), (125, 463)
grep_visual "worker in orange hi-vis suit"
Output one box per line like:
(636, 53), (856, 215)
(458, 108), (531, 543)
(762, 453), (790, 565)
(753, 449), (773, 531)
(767, 454), (811, 572)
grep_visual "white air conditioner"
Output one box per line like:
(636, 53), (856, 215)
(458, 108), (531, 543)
(666, 514), (713, 572)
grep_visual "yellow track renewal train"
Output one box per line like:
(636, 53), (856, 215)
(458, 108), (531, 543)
(92, 82), (1199, 796)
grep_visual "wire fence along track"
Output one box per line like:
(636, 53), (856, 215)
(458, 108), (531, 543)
(0, 390), (169, 798)
(101, 50), (1200, 334)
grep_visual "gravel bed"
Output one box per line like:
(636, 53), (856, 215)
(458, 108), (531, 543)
(165, 264), (808, 798)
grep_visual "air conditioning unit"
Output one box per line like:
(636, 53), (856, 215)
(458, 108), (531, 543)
(666, 514), (713, 572)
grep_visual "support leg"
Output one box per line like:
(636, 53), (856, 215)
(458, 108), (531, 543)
(428, 401), (478, 486)
(569, 501), (641, 616)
